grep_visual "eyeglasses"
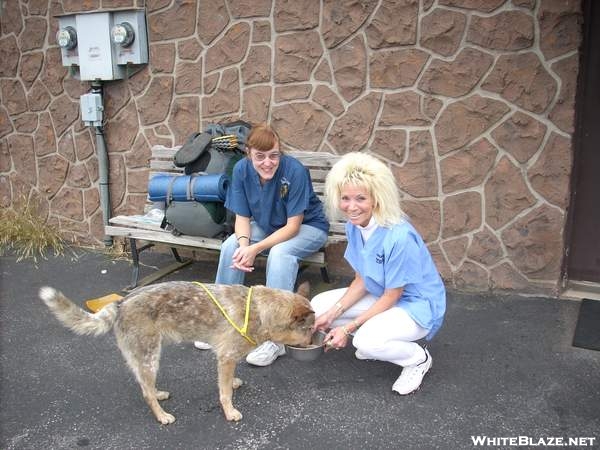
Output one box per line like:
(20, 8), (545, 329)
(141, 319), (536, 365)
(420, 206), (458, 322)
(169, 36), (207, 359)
(251, 151), (281, 162)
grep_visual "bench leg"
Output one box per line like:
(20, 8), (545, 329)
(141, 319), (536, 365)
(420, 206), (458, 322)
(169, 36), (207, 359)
(127, 239), (155, 290)
(320, 266), (331, 284)
(125, 241), (193, 291)
(129, 238), (141, 289)
(171, 247), (183, 262)
(295, 263), (311, 291)
(294, 264), (331, 289)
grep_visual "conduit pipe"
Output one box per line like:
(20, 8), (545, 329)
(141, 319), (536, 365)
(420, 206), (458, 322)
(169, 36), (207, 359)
(90, 81), (113, 247)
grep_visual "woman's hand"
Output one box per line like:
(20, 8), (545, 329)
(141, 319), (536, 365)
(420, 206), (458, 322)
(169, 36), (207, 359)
(230, 245), (259, 272)
(323, 327), (349, 352)
(314, 309), (336, 331)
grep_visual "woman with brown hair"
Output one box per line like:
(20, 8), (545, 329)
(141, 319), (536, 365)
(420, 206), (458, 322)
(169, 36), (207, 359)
(196, 123), (329, 366)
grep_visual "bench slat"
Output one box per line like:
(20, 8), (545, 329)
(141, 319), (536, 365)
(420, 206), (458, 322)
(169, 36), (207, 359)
(287, 150), (338, 167)
(106, 225), (225, 251)
(151, 145), (182, 158)
(110, 215), (164, 230)
(150, 161), (185, 171)
(305, 170), (331, 182)
(328, 222), (346, 235)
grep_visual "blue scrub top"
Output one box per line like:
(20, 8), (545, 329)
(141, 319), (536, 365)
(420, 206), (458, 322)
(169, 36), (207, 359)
(344, 220), (446, 340)
(225, 155), (329, 235)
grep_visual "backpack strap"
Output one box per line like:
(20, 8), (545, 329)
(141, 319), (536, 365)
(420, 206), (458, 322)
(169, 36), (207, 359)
(187, 174), (197, 201)
(166, 176), (178, 206)
(160, 175), (181, 231)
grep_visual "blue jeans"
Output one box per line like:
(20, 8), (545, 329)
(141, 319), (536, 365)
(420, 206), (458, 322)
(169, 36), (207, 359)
(215, 222), (328, 292)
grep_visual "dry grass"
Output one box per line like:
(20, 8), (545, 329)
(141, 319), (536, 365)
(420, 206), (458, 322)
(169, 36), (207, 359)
(80, 238), (131, 261)
(0, 198), (69, 263)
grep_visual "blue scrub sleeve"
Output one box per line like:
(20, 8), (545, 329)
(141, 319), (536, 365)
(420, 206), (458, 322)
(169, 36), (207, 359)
(225, 162), (251, 217)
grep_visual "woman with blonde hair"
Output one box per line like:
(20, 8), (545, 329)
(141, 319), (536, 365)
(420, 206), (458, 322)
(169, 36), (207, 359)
(195, 123), (329, 367)
(312, 152), (445, 394)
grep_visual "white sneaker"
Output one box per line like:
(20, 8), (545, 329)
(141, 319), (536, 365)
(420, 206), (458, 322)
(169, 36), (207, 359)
(246, 341), (286, 366)
(355, 349), (373, 360)
(392, 348), (432, 395)
(193, 341), (212, 350)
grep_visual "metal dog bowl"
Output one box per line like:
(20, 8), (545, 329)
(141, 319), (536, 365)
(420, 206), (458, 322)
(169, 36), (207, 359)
(285, 331), (326, 362)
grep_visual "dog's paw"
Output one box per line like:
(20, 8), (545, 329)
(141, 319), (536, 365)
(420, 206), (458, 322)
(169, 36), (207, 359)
(156, 412), (176, 425)
(39, 286), (57, 304)
(225, 408), (243, 422)
(232, 378), (243, 390)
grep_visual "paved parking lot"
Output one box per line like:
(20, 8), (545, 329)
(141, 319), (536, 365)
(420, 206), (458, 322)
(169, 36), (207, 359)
(1, 249), (599, 449)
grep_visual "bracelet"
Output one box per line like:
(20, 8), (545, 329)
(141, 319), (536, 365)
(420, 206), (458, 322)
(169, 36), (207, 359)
(352, 319), (361, 331)
(342, 325), (351, 336)
(237, 235), (249, 242)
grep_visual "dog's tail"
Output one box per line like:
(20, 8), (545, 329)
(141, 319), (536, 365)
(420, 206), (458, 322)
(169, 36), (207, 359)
(39, 286), (118, 336)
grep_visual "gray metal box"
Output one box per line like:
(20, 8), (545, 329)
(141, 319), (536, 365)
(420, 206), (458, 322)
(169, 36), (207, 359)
(80, 93), (103, 126)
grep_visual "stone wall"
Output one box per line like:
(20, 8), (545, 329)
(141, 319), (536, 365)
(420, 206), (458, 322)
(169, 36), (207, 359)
(0, 0), (582, 295)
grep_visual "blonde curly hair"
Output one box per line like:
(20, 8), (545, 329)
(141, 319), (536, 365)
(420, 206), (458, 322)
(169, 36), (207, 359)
(325, 152), (406, 227)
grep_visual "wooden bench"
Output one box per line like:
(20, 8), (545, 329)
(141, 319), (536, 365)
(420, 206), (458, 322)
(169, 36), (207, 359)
(105, 146), (346, 289)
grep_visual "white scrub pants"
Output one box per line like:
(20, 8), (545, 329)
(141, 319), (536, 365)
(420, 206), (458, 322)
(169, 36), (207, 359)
(311, 288), (429, 367)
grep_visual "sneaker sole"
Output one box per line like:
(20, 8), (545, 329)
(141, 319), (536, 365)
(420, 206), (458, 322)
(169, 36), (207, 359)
(393, 385), (422, 396)
(246, 355), (283, 366)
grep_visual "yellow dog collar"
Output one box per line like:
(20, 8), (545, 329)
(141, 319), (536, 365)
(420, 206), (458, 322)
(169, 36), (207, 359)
(193, 282), (256, 345)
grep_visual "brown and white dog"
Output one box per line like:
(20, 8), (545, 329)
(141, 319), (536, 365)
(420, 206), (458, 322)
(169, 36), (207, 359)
(39, 281), (314, 424)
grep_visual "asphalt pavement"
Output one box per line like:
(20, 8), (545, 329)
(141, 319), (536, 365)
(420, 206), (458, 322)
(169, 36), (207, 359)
(1, 248), (599, 450)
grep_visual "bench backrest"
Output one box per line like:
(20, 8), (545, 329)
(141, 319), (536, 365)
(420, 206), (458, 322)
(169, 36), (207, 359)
(147, 146), (346, 243)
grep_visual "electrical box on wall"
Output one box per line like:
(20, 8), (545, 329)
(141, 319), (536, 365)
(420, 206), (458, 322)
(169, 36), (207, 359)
(56, 15), (79, 66)
(55, 9), (148, 81)
(113, 10), (148, 66)
(77, 12), (121, 80)
(80, 93), (103, 126)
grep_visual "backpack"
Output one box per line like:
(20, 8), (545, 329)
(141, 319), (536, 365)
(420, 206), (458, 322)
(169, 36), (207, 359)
(156, 120), (252, 237)
(151, 173), (230, 238)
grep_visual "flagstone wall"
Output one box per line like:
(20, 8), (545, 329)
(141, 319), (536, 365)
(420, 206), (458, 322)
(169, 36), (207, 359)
(0, 0), (583, 294)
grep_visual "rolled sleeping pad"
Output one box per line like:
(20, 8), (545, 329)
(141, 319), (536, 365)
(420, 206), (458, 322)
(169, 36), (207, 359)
(188, 174), (229, 202)
(148, 173), (229, 203)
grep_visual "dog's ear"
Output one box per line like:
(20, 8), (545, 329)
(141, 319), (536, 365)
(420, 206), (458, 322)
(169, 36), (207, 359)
(291, 300), (314, 324)
(295, 281), (310, 299)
